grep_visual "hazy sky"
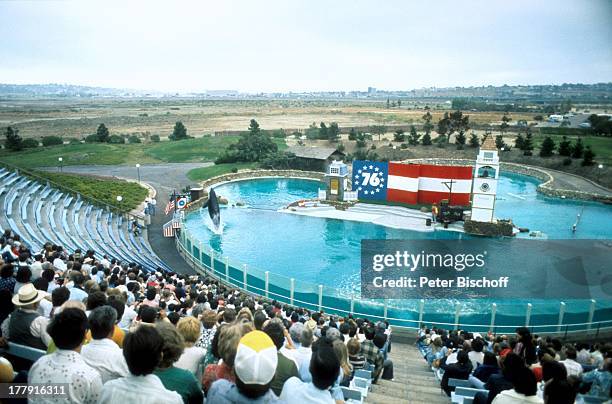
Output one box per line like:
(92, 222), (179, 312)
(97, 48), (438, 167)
(1, 0), (611, 92)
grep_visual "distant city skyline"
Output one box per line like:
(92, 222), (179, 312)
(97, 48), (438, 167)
(1, 0), (611, 93)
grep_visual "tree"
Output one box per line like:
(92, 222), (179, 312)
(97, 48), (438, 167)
(96, 123), (110, 143)
(348, 128), (358, 141)
(559, 98), (573, 114)
(469, 132), (480, 148)
(41, 136), (64, 147)
(455, 131), (466, 149)
(522, 132), (534, 156)
(355, 132), (367, 148)
(581, 146), (595, 166)
(422, 111), (434, 134)
(372, 125), (386, 142)
(386, 98), (390, 109)
(533, 115), (544, 122)
(495, 135), (506, 150)
(169, 121), (188, 141)
(571, 138), (584, 158)
(4, 126), (23, 151)
(438, 110), (469, 145)
(421, 132), (432, 146)
(397, 100), (402, 108)
(539, 136), (556, 157)
(318, 122), (328, 140)
(22, 138), (39, 149)
(558, 136), (572, 156)
(327, 122), (340, 142)
(260, 151), (290, 169)
(587, 114), (612, 135)
(408, 126), (421, 146)
(215, 119), (278, 163)
(393, 129), (405, 142)
(500, 114), (511, 134)
(514, 134), (525, 150)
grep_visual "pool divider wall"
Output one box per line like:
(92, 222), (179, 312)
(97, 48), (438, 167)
(177, 222), (612, 339)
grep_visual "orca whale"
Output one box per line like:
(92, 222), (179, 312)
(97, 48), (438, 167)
(203, 188), (221, 230)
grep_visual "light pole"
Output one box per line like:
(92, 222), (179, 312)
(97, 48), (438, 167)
(58, 157), (63, 172)
(392, 145), (397, 161)
(598, 164), (604, 182)
(116, 195), (123, 204)
(136, 163), (141, 183)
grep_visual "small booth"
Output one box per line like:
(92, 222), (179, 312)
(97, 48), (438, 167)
(323, 161), (349, 201)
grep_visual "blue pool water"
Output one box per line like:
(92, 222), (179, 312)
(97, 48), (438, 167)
(184, 173), (612, 328)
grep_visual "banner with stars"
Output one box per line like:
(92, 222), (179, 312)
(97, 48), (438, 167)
(352, 160), (388, 201)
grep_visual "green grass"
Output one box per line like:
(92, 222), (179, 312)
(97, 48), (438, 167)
(533, 134), (612, 164)
(0, 136), (287, 168)
(30, 171), (148, 212)
(145, 135), (243, 162)
(186, 162), (257, 181)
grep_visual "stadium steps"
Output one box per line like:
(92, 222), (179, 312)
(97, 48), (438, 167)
(0, 169), (167, 272)
(365, 343), (448, 404)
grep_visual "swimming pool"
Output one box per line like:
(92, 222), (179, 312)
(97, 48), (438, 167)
(182, 172), (612, 332)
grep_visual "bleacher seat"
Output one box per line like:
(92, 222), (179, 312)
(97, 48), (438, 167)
(449, 378), (472, 388)
(452, 387), (489, 404)
(341, 387), (363, 404)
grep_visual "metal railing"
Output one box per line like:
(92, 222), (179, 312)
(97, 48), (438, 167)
(177, 223), (612, 336)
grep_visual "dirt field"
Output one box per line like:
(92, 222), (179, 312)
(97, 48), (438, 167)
(0, 98), (538, 139)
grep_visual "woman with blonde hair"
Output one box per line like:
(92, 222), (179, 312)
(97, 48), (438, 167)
(333, 339), (353, 386)
(175, 316), (207, 376)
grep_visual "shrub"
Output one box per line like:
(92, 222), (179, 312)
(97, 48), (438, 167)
(150, 134), (160, 143)
(128, 135), (141, 144)
(562, 157), (572, 166)
(370, 144), (377, 150)
(67, 138), (81, 145)
(400, 143), (408, 149)
(84, 133), (100, 143)
(22, 138), (39, 149)
(109, 135), (124, 144)
(231, 167), (238, 173)
(41, 136), (63, 147)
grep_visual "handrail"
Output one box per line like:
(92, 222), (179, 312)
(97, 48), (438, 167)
(0, 159), (145, 222)
(177, 226), (612, 335)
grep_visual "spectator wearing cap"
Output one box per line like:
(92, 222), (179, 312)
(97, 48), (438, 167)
(264, 320), (299, 396)
(280, 337), (339, 403)
(175, 316), (207, 375)
(99, 326), (182, 404)
(28, 308), (102, 403)
(81, 306), (129, 384)
(202, 320), (254, 394)
(208, 330), (281, 403)
(1, 284), (51, 349)
(153, 322), (203, 404)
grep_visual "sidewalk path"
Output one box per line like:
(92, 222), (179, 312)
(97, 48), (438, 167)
(44, 163), (213, 274)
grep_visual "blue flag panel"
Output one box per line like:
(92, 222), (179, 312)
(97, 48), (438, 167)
(352, 160), (388, 201)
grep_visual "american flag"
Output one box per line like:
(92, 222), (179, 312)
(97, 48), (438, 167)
(162, 220), (175, 237)
(164, 199), (175, 215)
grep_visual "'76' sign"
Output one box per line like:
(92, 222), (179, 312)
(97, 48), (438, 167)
(352, 160), (388, 200)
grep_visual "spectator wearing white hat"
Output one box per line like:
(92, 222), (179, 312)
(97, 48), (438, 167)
(0, 283), (51, 349)
(208, 330), (281, 403)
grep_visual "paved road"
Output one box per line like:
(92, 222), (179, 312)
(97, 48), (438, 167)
(47, 163), (213, 274)
(543, 167), (612, 197)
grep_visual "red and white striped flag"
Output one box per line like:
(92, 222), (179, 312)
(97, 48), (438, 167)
(162, 220), (175, 237)
(164, 199), (175, 215)
(386, 163), (472, 206)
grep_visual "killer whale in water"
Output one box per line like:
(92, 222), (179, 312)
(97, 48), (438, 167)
(203, 188), (221, 230)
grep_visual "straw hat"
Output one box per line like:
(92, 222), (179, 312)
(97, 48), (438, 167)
(12, 284), (49, 306)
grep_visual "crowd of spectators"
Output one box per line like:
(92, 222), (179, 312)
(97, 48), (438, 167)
(0, 229), (394, 403)
(417, 325), (611, 403)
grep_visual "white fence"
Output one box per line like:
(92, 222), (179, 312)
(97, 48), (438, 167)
(344, 191), (358, 201)
(318, 189), (327, 200)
